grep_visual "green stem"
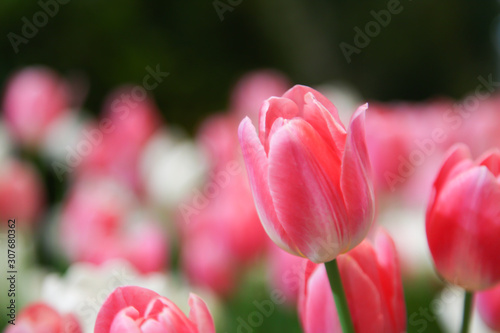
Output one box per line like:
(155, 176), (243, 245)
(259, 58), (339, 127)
(325, 259), (355, 333)
(460, 291), (473, 333)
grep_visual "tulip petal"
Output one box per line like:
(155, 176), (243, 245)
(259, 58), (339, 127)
(259, 97), (300, 151)
(283, 85), (343, 124)
(433, 143), (472, 194)
(338, 251), (385, 333)
(477, 149), (500, 177)
(268, 118), (346, 262)
(188, 293), (216, 333)
(374, 230), (406, 332)
(301, 265), (340, 333)
(340, 104), (374, 251)
(238, 117), (298, 255)
(95, 286), (160, 333)
(109, 307), (142, 333)
(302, 92), (347, 157)
(427, 166), (500, 290)
(477, 284), (500, 331)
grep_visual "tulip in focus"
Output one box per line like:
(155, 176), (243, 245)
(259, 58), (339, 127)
(2, 67), (70, 147)
(299, 229), (406, 333)
(426, 144), (500, 290)
(238, 85), (374, 263)
(94, 286), (215, 333)
(477, 283), (500, 331)
(5, 303), (81, 333)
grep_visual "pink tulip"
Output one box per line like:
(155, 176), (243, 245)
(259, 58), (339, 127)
(5, 303), (81, 333)
(60, 178), (168, 274)
(426, 144), (500, 290)
(94, 286), (215, 333)
(238, 85), (374, 263)
(477, 283), (500, 331)
(178, 174), (267, 296)
(0, 159), (45, 227)
(77, 87), (160, 193)
(2, 67), (69, 146)
(267, 241), (309, 305)
(299, 229), (406, 333)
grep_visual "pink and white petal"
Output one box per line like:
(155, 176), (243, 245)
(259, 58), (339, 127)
(283, 85), (343, 124)
(259, 97), (300, 149)
(95, 287), (160, 333)
(338, 253), (385, 333)
(109, 307), (142, 333)
(188, 293), (215, 333)
(340, 104), (374, 251)
(268, 118), (346, 262)
(301, 265), (340, 333)
(238, 117), (298, 256)
(302, 92), (347, 156)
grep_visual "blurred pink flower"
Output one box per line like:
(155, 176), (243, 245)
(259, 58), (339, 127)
(299, 229), (406, 333)
(2, 67), (70, 147)
(477, 283), (500, 331)
(426, 144), (500, 290)
(5, 302), (81, 333)
(77, 87), (160, 193)
(0, 158), (44, 227)
(94, 286), (215, 333)
(59, 178), (168, 274)
(267, 241), (308, 305)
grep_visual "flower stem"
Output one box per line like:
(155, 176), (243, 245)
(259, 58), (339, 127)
(460, 291), (473, 333)
(325, 259), (355, 333)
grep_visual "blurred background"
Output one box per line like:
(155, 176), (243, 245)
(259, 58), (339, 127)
(1, 0), (500, 332)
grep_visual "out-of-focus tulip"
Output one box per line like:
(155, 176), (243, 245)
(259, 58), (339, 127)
(267, 241), (308, 305)
(477, 284), (500, 331)
(5, 303), (81, 333)
(230, 70), (289, 124)
(178, 174), (267, 296)
(0, 159), (44, 227)
(365, 100), (455, 205)
(238, 85), (374, 263)
(77, 87), (160, 193)
(299, 229), (406, 333)
(59, 178), (168, 274)
(2, 67), (70, 146)
(94, 286), (215, 333)
(426, 144), (500, 290)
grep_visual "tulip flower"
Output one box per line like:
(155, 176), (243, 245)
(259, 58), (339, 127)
(299, 229), (406, 333)
(426, 144), (500, 291)
(94, 286), (215, 333)
(477, 284), (500, 331)
(2, 67), (70, 147)
(6, 303), (82, 333)
(238, 85), (374, 263)
(0, 158), (45, 228)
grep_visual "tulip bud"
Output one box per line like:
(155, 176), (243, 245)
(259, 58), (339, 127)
(238, 85), (374, 263)
(426, 144), (500, 290)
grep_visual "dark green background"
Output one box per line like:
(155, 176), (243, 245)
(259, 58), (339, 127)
(1, 0), (497, 132)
